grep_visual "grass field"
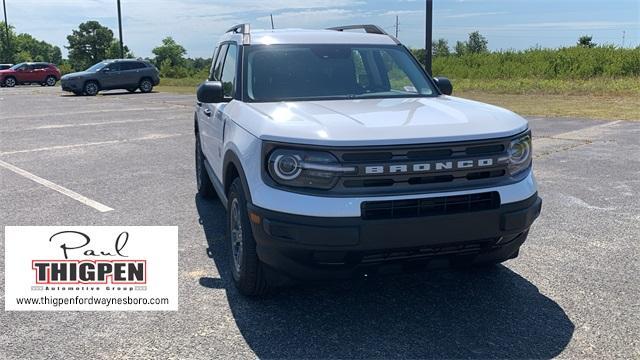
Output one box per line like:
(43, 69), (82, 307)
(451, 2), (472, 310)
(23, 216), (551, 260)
(157, 77), (640, 120)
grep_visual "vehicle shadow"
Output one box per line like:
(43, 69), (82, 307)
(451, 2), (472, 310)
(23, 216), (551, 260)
(100, 90), (159, 96)
(195, 195), (574, 359)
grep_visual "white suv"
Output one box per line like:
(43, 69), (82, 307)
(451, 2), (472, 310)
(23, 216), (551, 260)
(195, 24), (542, 296)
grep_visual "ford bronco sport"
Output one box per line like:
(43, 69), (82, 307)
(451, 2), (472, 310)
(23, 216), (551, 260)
(195, 24), (542, 296)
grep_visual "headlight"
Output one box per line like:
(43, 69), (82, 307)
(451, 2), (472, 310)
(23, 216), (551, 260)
(508, 134), (532, 175)
(267, 149), (355, 189)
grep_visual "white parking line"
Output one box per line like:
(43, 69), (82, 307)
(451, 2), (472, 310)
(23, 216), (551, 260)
(0, 159), (114, 212)
(0, 133), (185, 155)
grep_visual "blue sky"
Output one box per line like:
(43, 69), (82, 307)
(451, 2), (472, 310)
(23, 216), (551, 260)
(5, 0), (639, 58)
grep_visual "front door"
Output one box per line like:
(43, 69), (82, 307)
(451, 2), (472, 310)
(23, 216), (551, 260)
(199, 43), (237, 180)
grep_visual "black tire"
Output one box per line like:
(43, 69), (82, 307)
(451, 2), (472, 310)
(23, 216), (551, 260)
(227, 178), (270, 296)
(139, 78), (153, 93)
(4, 76), (16, 87)
(83, 81), (99, 96)
(195, 134), (215, 198)
(45, 76), (57, 86)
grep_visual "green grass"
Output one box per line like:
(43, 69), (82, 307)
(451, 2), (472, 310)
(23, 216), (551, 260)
(157, 76), (640, 120)
(450, 77), (640, 96)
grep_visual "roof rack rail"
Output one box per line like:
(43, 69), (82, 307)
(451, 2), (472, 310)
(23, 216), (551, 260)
(226, 23), (251, 45)
(327, 24), (401, 44)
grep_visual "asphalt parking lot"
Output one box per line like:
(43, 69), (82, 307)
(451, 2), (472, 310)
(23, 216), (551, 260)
(1, 86), (638, 359)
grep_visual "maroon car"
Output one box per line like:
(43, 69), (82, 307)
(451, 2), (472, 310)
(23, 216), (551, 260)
(0, 62), (61, 87)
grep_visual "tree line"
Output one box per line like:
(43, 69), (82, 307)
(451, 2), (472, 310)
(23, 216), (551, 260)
(2, 20), (637, 80)
(0, 20), (211, 76)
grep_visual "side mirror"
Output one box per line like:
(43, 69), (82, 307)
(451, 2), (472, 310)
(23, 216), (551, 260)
(434, 77), (453, 95)
(197, 81), (224, 103)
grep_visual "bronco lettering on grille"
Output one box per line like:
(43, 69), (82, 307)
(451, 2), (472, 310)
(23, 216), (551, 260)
(364, 158), (496, 175)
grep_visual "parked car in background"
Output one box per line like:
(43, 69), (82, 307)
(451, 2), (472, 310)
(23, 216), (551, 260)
(0, 62), (61, 87)
(61, 59), (160, 96)
(0, 64), (12, 70)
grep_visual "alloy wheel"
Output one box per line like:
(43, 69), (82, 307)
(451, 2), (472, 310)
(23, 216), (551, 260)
(230, 198), (244, 274)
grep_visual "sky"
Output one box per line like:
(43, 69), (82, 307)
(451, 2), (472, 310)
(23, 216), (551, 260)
(4, 0), (640, 59)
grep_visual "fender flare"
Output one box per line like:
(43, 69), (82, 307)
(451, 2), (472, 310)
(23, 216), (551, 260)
(223, 150), (253, 203)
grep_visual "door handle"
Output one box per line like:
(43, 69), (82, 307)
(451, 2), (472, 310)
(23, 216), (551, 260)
(203, 108), (212, 117)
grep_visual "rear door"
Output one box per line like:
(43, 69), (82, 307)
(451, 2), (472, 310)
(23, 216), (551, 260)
(118, 61), (143, 88)
(31, 64), (48, 82)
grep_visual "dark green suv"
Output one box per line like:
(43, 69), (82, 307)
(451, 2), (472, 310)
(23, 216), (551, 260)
(61, 59), (160, 96)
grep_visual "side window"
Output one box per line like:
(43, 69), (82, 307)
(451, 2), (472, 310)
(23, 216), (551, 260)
(108, 63), (122, 72)
(133, 62), (147, 69)
(119, 62), (134, 71)
(210, 44), (228, 81)
(220, 44), (237, 97)
(208, 46), (220, 80)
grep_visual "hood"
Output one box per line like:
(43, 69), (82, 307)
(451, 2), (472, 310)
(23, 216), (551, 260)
(0, 69), (14, 75)
(241, 96), (528, 146)
(61, 71), (93, 79)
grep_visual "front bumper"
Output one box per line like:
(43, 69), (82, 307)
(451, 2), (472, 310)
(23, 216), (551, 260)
(61, 79), (82, 92)
(248, 193), (541, 279)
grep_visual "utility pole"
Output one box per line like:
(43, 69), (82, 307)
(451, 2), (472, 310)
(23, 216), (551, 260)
(395, 15), (399, 38)
(117, 0), (124, 58)
(2, 0), (10, 63)
(622, 30), (626, 48)
(425, 0), (433, 75)
(270, 14), (274, 30)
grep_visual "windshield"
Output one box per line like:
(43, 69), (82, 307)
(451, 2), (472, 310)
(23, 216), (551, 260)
(85, 62), (108, 72)
(9, 63), (25, 70)
(244, 44), (437, 102)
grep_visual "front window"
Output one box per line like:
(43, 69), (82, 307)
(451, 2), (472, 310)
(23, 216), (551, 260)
(85, 62), (109, 72)
(10, 63), (26, 70)
(244, 44), (437, 102)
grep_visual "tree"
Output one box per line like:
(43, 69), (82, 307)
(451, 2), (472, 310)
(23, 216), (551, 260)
(432, 38), (450, 57)
(152, 37), (186, 68)
(454, 40), (467, 56)
(577, 35), (596, 48)
(66, 21), (117, 70)
(1, 22), (62, 64)
(410, 48), (426, 64)
(466, 31), (488, 53)
(106, 40), (134, 59)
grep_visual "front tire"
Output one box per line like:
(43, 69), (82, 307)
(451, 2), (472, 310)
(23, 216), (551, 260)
(4, 77), (16, 87)
(227, 178), (270, 296)
(45, 76), (57, 86)
(83, 81), (99, 96)
(139, 78), (153, 93)
(195, 134), (215, 198)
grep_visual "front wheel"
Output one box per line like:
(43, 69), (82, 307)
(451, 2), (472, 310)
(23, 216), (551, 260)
(83, 81), (99, 96)
(227, 178), (271, 296)
(139, 78), (153, 93)
(45, 76), (57, 86)
(4, 77), (16, 87)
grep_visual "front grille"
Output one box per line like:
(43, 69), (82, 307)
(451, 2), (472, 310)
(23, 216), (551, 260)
(361, 192), (500, 220)
(329, 136), (516, 195)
